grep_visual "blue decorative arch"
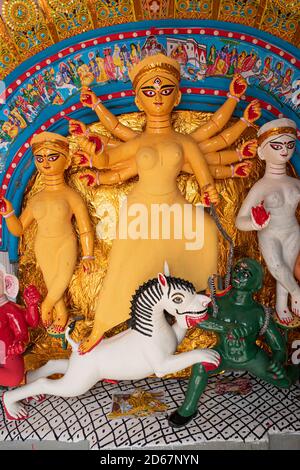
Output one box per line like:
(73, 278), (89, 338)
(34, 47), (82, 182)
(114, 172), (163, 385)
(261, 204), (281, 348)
(0, 19), (299, 261)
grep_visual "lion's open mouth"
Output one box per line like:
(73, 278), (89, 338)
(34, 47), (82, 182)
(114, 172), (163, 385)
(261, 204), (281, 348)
(185, 310), (208, 327)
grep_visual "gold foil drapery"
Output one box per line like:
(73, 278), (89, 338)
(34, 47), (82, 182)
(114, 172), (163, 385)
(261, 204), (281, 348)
(20, 110), (300, 376)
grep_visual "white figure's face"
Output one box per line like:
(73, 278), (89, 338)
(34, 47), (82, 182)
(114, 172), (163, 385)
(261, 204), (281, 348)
(258, 133), (296, 163)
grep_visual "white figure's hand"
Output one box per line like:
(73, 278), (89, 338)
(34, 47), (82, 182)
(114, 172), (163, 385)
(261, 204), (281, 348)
(251, 202), (271, 230)
(198, 349), (221, 367)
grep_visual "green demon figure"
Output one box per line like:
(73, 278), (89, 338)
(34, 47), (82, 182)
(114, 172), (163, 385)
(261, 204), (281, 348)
(169, 258), (299, 428)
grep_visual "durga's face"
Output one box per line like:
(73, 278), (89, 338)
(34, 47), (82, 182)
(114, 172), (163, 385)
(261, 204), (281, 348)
(34, 146), (68, 176)
(259, 133), (296, 163)
(135, 72), (181, 117)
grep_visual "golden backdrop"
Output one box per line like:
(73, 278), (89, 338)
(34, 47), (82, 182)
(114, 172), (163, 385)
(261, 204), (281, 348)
(20, 109), (300, 377)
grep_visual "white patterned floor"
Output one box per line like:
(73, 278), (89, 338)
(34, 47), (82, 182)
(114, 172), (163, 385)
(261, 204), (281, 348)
(0, 371), (299, 450)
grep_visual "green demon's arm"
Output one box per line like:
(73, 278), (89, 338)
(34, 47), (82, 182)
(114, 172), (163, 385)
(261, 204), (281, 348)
(261, 314), (287, 365)
(197, 310), (236, 333)
(198, 308), (256, 338)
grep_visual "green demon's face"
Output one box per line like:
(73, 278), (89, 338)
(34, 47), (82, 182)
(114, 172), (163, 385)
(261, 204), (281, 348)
(231, 259), (262, 292)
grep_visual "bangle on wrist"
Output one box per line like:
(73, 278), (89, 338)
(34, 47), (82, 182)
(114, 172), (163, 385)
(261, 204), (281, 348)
(89, 156), (93, 169)
(117, 173), (123, 185)
(96, 142), (104, 156)
(227, 93), (240, 102)
(82, 255), (95, 260)
(101, 152), (109, 168)
(231, 164), (235, 177)
(2, 210), (15, 219)
(241, 117), (251, 127)
(96, 171), (100, 186)
(79, 229), (93, 236)
(92, 99), (102, 111)
(237, 149), (243, 162)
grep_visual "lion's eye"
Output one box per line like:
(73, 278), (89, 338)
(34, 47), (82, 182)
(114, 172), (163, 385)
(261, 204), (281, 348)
(173, 296), (183, 304)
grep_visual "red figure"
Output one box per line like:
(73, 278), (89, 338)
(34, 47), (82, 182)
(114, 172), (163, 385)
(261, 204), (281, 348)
(0, 266), (40, 387)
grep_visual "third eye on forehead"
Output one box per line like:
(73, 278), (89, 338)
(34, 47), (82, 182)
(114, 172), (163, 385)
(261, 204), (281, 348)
(141, 84), (176, 90)
(270, 140), (296, 145)
(268, 135), (296, 145)
(35, 152), (60, 157)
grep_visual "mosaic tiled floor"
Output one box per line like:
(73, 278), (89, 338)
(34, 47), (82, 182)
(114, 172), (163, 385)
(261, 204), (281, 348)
(0, 372), (299, 450)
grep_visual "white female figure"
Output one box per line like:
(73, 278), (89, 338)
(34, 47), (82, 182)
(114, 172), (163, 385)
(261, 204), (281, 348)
(236, 118), (300, 325)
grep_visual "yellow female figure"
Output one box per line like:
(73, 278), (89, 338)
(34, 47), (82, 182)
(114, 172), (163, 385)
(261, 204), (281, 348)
(74, 54), (221, 354)
(0, 132), (94, 333)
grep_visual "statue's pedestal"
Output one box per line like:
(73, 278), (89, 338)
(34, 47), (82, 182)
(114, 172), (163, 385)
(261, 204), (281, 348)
(0, 372), (299, 450)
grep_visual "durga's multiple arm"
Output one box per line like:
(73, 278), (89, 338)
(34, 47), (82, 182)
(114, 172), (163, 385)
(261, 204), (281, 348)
(191, 74), (248, 143)
(182, 139), (257, 179)
(184, 139), (219, 204)
(80, 87), (138, 142)
(74, 76), (261, 186)
(191, 97), (239, 143)
(80, 76), (256, 152)
(198, 100), (261, 154)
(76, 137), (140, 187)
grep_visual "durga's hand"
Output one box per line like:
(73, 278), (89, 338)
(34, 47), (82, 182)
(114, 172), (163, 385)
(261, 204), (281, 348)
(73, 150), (91, 167)
(79, 173), (98, 187)
(73, 136), (97, 167)
(239, 139), (258, 159)
(0, 197), (14, 217)
(80, 87), (99, 108)
(82, 258), (95, 274)
(77, 136), (97, 157)
(229, 74), (247, 98)
(243, 99), (261, 124)
(202, 184), (219, 206)
(251, 202), (271, 230)
(233, 162), (252, 178)
(68, 118), (87, 136)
